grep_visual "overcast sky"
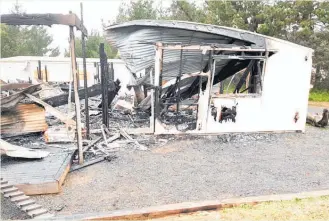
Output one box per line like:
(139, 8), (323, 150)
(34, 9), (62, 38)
(0, 0), (125, 56)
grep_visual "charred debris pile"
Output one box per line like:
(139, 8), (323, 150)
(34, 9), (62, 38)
(0, 78), (172, 169)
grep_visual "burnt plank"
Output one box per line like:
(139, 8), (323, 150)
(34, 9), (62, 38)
(42, 83), (102, 107)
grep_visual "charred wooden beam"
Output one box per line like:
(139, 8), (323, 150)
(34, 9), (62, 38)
(38, 60), (42, 80)
(1, 13), (88, 36)
(100, 43), (109, 127)
(42, 83), (103, 107)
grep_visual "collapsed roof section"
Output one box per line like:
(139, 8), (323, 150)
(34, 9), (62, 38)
(105, 20), (313, 109)
(104, 20), (277, 99)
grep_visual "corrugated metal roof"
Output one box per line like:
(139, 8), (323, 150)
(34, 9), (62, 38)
(105, 26), (247, 76)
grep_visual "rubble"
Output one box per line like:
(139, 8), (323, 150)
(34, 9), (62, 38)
(44, 126), (75, 143)
(307, 108), (329, 128)
(0, 84), (41, 112)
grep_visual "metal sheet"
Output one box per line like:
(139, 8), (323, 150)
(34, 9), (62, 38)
(104, 20), (271, 104)
(0, 84), (41, 112)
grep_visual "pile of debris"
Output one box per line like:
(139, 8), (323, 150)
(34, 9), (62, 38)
(306, 109), (329, 128)
(0, 79), (169, 173)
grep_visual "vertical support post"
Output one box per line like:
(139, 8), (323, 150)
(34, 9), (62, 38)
(150, 68), (155, 133)
(100, 43), (109, 127)
(69, 26), (83, 165)
(37, 60), (42, 80)
(196, 53), (204, 124)
(199, 53), (204, 95)
(176, 49), (183, 114)
(80, 2), (89, 139)
(44, 65), (48, 82)
(158, 50), (164, 98)
(204, 51), (215, 132)
(256, 60), (262, 93)
(261, 51), (269, 91)
(154, 43), (162, 119)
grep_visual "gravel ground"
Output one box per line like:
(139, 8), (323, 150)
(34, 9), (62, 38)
(31, 126), (329, 217)
(1, 196), (29, 220)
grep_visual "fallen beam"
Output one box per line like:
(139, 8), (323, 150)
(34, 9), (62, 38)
(25, 93), (76, 127)
(42, 84), (102, 107)
(1, 13), (88, 36)
(69, 157), (106, 172)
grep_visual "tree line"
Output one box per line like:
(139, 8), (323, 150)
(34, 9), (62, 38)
(1, 1), (328, 89)
(115, 0), (329, 90)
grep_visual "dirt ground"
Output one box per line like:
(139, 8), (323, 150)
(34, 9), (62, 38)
(31, 125), (329, 217)
(308, 101), (329, 108)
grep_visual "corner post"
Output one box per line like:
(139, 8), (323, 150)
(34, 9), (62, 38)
(69, 25), (83, 165)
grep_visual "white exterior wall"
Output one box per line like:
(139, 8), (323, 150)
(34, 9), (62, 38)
(205, 39), (313, 133)
(0, 57), (136, 96)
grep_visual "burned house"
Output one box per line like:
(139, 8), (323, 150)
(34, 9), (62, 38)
(105, 20), (313, 134)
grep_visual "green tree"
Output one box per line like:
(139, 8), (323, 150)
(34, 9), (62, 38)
(111, 0), (329, 90)
(116, 0), (157, 23)
(64, 31), (117, 58)
(167, 0), (205, 22)
(0, 4), (60, 58)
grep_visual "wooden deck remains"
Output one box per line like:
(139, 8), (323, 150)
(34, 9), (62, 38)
(1, 146), (75, 195)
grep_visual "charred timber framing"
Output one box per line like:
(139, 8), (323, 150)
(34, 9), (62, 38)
(38, 60), (42, 80)
(45, 65), (48, 82)
(151, 43), (271, 134)
(155, 44), (274, 101)
(2, 11), (86, 164)
(69, 26), (83, 164)
(100, 43), (109, 127)
(42, 83), (103, 107)
(1, 13), (88, 36)
(176, 49), (183, 113)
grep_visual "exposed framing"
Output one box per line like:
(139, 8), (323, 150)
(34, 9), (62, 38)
(147, 43), (276, 135)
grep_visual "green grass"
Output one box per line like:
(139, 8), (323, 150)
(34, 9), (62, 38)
(139, 196), (329, 221)
(309, 90), (329, 102)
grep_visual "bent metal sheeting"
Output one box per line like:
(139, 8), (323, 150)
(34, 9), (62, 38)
(104, 20), (311, 99)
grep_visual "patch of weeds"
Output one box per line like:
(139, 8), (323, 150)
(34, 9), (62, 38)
(309, 89), (329, 102)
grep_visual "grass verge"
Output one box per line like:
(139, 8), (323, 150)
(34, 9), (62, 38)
(309, 90), (329, 102)
(132, 196), (329, 221)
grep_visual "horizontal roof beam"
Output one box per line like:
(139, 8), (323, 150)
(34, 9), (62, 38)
(157, 44), (277, 52)
(213, 55), (267, 61)
(1, 13), (88, 36)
